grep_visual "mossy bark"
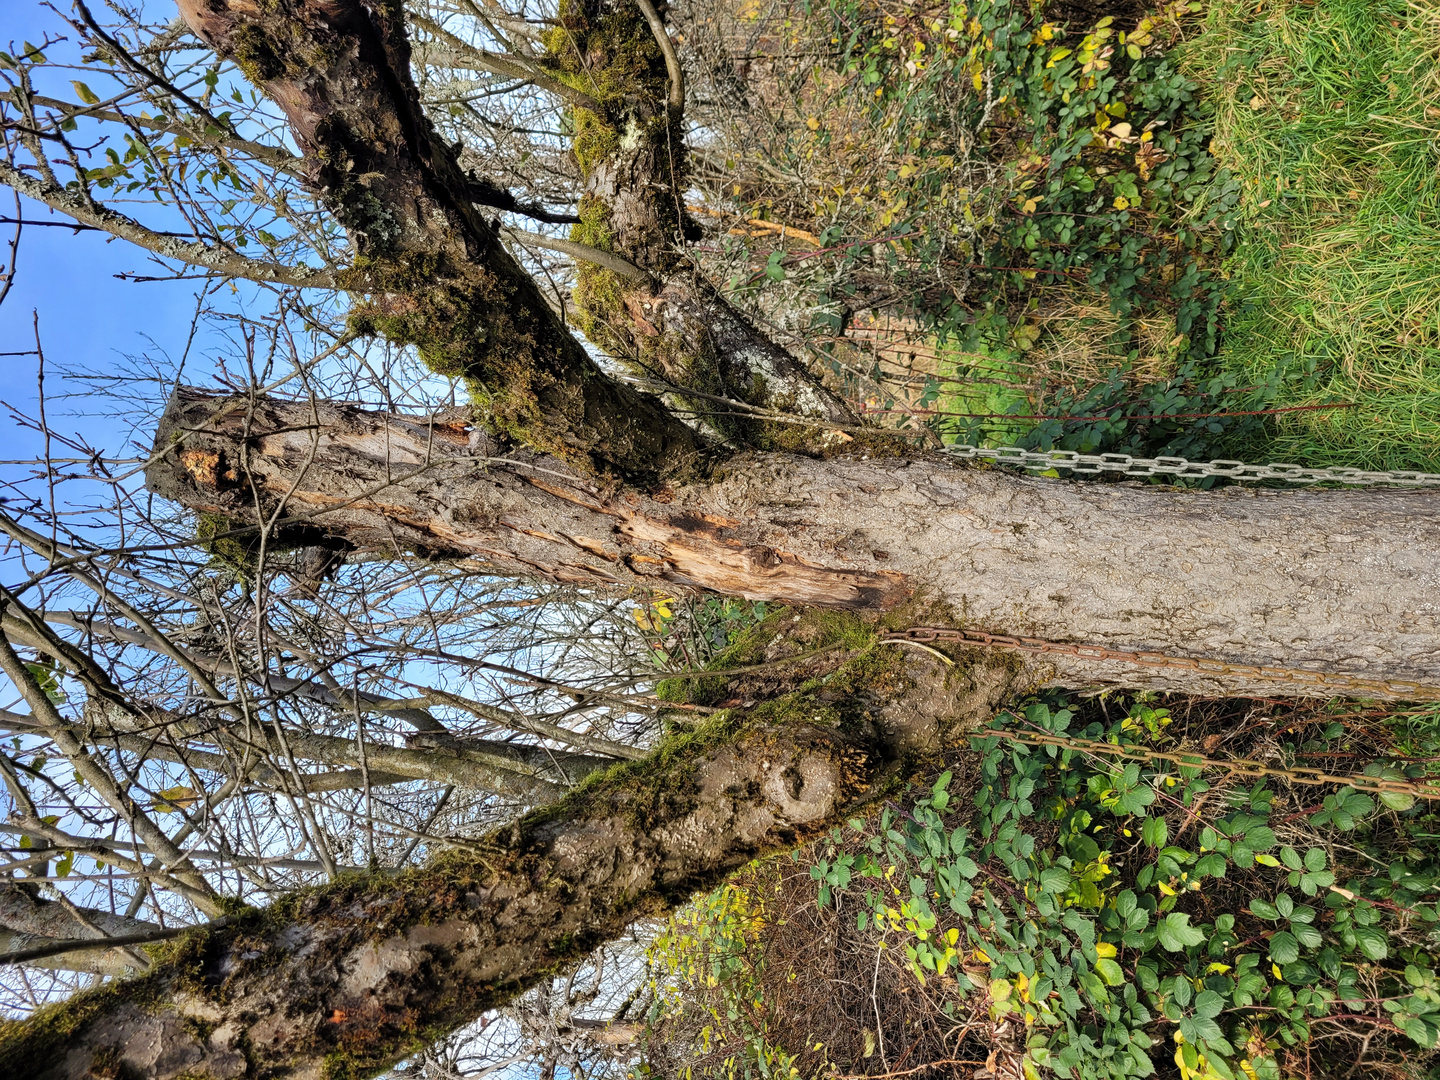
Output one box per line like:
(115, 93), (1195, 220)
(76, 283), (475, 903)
(176, 0), (705, 480)
(0, 630), (1005, 1080)
(542, 0), (860, 442)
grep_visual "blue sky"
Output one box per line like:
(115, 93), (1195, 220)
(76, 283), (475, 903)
(1, 3), (255, 467)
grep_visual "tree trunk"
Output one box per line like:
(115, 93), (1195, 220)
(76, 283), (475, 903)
(0, 640), (1010, 1080)
(172, 0), (708, 479)
(148, 390), (1440, 700)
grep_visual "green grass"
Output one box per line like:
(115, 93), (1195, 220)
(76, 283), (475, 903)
(1184, 0), (1440, 471)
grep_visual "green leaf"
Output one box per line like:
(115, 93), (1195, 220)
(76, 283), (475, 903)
(1380, 790), (1417, 812)
(1142, 815), (1168, 848)
(1157, 912), (1205, 951)
(1039, 865), (1072, 893)
(1354, 926), (1388, 961)
(1194, 989), (1224, 1019)
(1250, 898), (1279, 920)
(24, 662), (66, 704)
(1095, 957), (1125, 986)
(1246, 825), (1276, 850)
(1268, 930), (1299, 965)
(1115, 890), (1137, 918)
(70, 80), (101, 105)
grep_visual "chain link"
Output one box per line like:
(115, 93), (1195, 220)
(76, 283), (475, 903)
(883, 627), (1440, 701)
(943, 443), (1440, 487)
(982, 727), (1440, 801)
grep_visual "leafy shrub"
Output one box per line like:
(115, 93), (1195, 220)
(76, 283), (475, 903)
(709, 0), (1296, 458)
(816, 701), (1440, 1078)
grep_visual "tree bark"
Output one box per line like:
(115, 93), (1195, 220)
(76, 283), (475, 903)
(0, 643), (1009, 1080)
(148, 390), (1440, 700)
(172, 0), (706, 479)
(0, 886), (158, 976)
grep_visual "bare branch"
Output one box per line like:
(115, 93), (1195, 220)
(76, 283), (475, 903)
(0, 90), (302, 173)
(502, 226), (650, 281)
(0, 162), (335, 289)
(633, 0), (684, 112)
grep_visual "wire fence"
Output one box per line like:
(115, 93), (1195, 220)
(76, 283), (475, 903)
(942, 443), (1440, 487)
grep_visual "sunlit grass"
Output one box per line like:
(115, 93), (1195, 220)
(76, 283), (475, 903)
(1184, 0), (1440, 470)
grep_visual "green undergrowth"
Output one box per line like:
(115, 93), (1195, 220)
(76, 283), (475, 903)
(645, 693), (1440, 1079)
(1179, 0), (1440, 471)
(725, 0), (1437, 471)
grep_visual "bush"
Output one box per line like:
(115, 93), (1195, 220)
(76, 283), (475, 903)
(646, 695), (1440, 1078)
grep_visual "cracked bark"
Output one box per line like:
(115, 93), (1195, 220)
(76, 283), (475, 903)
(147, 390), (1440, 700)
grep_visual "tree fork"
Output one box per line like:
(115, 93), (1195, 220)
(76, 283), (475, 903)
(174, 0), (705, 479)
(541, 0), (859, 436)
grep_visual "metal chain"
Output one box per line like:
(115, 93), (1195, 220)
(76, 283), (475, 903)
(943, 443), (1440, 487)
(981, 727), (1440, 801)
(882, 627), (1440, 701)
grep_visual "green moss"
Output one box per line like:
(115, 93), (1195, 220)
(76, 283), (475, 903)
(541, 1), (668, 113)
(0, 955), (166, 1072)
(543, 0), (692, 326)
(195, 512), (323, 585)
(196, 511), (259, 582)
(340, 252), (557, 449)
(226, 4), (342, 87)
(229, 21), (287, 83)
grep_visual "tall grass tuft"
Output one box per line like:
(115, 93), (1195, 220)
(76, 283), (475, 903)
(1185, 0), (1440, 470)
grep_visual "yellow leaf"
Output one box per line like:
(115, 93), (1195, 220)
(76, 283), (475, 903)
(70, 80), (101, 105)
(1095, 942), (1117, 958)
(806, 116), (820, 131)
(1157, 881), (1177, 896)
(1110, 122), (1133, 139)
(1272, 963), (1284, 981)
(990, 978), (1013, 1002)
(1207, 963), (1232, 974)
(1113, 195), (1131, 210)
(1254, 853), (1281, 867)
(154, 785), (200, 814)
